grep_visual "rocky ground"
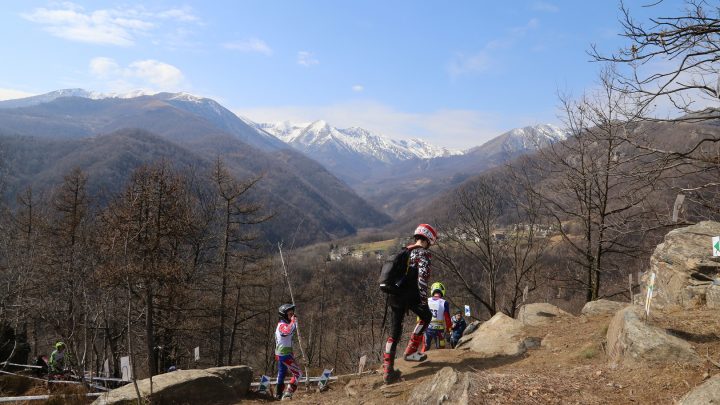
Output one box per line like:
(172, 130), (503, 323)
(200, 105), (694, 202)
(241, 306), (720, 404)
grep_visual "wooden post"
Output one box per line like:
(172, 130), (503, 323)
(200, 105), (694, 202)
(628, 273), (633, 303)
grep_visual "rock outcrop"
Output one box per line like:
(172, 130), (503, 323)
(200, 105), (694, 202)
(457, 312), (535, 358)
(581, 299), (628, 316)
(92, 365), (252, 405)
(606, 306), (701, 367)
(640, 221), (720, 310)
(517, 303), (572, 326)
(679, 375), (720, 404)
(706, 284), (720, 309)
(408, 367), (470, 405)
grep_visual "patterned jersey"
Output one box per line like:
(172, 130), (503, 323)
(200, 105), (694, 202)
(427, 296), (452, 330)
(408, 247), (431, 301)
(275, 318), (297, 356)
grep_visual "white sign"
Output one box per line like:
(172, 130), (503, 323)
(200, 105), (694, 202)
(257, 375), (270, 395)
(672, 194), (685, 222)
(357, 355), (367, 374)
(713, 236), (720, 257)
(645, 272), (656, 318)
(103, 359), (110, 377)
(194, 346), (200, 362)
(464, 305), (471, 317)
(120, 356), (132, 381)
(318, 369), (332, 390)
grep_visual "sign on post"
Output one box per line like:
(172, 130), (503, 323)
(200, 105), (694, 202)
(257, 375), (270, 395)
(713, 236), (720, 257)
(672, 194), (685, 222)
(464, 305), (471, 317)
(120, 356), (132, 381)
(357, 355), (367, 375)
(194, 347), (200, 362)
(644, 272), (656, 319)
(318, 369), (332, 391)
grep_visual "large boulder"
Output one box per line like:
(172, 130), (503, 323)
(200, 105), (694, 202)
(408, 367), (470, 405)
(517, 303), (572, 326)
(707, 284), (720, 309)
(92, 365), (252, 405)
(679, 374), (720, 404)
(206, 366), (253, 398)
(457, 312), (532, 358)
(641, 221), (720, 310)
(606, 306), (701, 367)
(581, 299), (628, 317)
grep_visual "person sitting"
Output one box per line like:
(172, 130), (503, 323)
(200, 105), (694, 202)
(450, 311), (467, 348)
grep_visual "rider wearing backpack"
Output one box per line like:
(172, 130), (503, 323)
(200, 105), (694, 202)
(382, 224), (437, 384)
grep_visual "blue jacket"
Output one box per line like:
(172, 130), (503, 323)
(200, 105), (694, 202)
(451, 317), (467, 340)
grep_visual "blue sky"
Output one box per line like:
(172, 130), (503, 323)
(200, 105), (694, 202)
(0, 1), (680, 149)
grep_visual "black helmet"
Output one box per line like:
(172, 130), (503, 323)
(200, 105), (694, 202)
(278, 303), (295, 321)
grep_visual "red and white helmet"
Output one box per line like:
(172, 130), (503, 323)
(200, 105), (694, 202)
(414, 223), (437, 245)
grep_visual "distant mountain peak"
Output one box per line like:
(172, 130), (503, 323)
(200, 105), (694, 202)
(251, 119), (460, 163)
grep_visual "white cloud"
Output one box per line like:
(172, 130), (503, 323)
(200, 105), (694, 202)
(88, 57), (185, 91)
(297, 51), (319, 67)
(156, 7), (200, 22)
(447, 18), (540, 78)
(352, 85), (364, 92)
(0, 88), (35, 101)
(89, 56), (121, 77)
(128, 60), (184, 88)
(21, 3), (200, 46)
(235, 100), (508, 150)
(224, 38), (273, 56)
(447, 52), (492, 77)
(532, 1), (559, 12)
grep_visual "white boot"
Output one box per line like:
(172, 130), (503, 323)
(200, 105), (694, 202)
(404, 351), (427, 362)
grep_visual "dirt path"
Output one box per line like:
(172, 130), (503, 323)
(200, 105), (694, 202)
(241, 308), (720, 404)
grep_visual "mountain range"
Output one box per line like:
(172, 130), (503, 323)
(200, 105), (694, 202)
(0, 90), (391, 245)
(0, 88), (569, 240)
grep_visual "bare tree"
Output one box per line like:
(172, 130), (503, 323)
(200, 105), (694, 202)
(591, 1), (720, 219)
(527, 69), (663, 302)
(209, 157), (269, 366)
(434, 173), (549, 317)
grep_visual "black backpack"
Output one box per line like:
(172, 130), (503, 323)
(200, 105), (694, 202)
(378, 247), (416, 294)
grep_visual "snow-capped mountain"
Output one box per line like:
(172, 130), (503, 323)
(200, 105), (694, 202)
(0, 89), (286, 151)
(251, 119), (459, 163)
(468, 124), (568, 157)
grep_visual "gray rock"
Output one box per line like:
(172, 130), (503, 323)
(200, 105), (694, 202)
(606, 306), (701, 367)
(581, 299), (628, 316)
(707, 284), (720, 309)
(641, 221), (720, 310)
(517, 303), (572, 326)
(462, 320), (480, 336)
(92, 365), (252, 405)
(456, 312), (528, 358)
(408, 366), (469, 405)
(206, 366), (253, 398)
(679, 374), (720, 404)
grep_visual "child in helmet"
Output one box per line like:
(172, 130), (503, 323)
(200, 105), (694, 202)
(48, 342), (67, 375)
(423, 282), (452, 351)
(383, 224), (437, 384)
(275, 303), (303, 401)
